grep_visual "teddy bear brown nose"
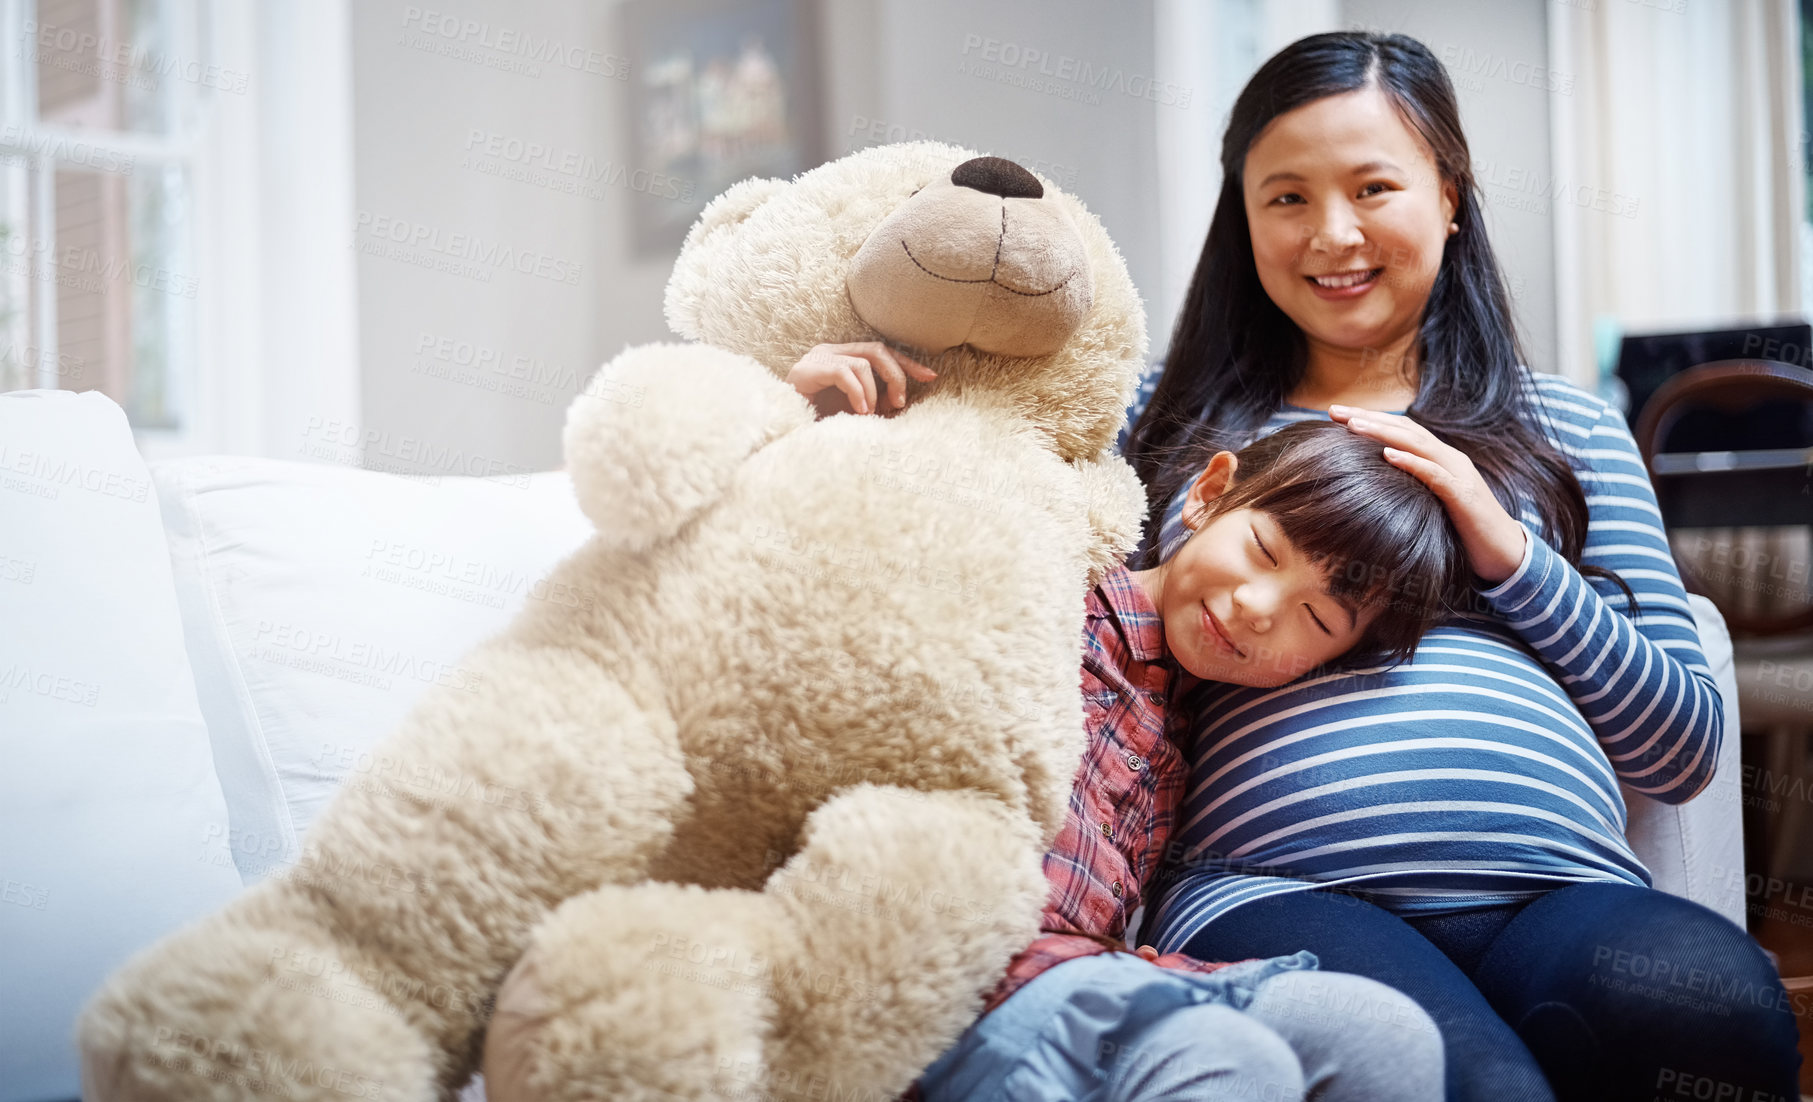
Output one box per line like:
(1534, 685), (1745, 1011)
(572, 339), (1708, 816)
(950, 156), (1044, 200)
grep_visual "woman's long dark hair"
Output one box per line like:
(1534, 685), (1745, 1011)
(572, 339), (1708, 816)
(1124, 31), (1632, 606)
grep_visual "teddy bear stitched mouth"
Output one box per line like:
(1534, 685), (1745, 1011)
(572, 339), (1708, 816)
(898, 240), (1081, 298)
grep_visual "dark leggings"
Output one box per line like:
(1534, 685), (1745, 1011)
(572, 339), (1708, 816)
(1164, 883), (1801, 1102)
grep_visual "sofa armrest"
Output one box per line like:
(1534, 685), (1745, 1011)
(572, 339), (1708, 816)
(1622, 593), (1747, 928)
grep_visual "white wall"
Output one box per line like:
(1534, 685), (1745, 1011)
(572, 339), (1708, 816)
(347, 0), (1196, 472)
(341, 0), (1583, 473)
(349, 0), (670, 475)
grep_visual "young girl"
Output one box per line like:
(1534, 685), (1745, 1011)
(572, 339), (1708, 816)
(1121, 31), (1799, 1102)
(792, 351), (1454, 1101)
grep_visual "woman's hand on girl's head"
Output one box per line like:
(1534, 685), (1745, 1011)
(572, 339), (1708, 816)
(1328, 406), (1529, 584)
(785, 342), (937, 418)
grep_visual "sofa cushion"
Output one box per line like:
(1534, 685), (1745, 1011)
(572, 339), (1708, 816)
(0, 390), (244, 1102)
(151, 455), (593, 884)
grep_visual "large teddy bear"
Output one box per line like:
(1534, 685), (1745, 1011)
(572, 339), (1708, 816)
(78, 141), (1149, 1102)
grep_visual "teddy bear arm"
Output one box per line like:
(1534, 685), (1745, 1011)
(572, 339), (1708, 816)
(1072, 450), (1150, 589)
(563, 341), (815, 552)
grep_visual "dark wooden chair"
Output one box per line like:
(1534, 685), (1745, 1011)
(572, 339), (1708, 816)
(1632, 358), (1813, 638)
(1633, 359), (1813, 901)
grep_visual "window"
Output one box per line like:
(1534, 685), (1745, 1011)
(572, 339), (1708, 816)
(0, 0), (217, 433)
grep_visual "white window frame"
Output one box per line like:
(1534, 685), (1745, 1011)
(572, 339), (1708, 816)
(0, 0), (362, 461)
(0, 0), (209, 444)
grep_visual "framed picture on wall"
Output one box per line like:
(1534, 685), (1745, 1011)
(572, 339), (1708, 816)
(620, 0), (825, 258)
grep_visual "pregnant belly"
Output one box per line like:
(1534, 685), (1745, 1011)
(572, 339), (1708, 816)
(1171, 625), (1645, 889)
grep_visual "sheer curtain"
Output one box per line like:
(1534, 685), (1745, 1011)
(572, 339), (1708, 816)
(1548, 0), (1804, 386)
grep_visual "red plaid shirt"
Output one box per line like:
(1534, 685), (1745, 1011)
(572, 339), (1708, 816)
(979, 563), (1235, 1013)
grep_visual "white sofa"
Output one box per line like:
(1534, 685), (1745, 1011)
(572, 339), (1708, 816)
(0, 389), (1751, 1102)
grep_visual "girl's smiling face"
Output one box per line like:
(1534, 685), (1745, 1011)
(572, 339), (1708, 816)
(1145, 452), (1379, 687)
(1241, 82), (1457, 358)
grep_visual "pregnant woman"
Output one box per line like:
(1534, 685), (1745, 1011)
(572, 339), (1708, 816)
(1121, 31), (1800, 1102)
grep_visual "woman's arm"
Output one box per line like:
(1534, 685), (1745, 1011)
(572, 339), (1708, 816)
(1332, 396), (1721, 804)
(1470, 399), (1722, 804)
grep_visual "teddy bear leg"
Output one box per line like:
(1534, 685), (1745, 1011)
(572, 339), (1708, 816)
(480, 786), (1046, 1102)
(481, 881), (784, 1102)
(753, 784), (1050, 1099)
(79, 644), (695, 1102)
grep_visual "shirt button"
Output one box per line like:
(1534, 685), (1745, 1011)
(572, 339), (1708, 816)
(1126, 753), (1145, 771)
(1100, 821), (1113, 840)
(1111, 880), (1124, 898)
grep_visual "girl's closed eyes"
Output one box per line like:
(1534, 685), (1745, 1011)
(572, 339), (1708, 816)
(1129, 419), (1465, 688)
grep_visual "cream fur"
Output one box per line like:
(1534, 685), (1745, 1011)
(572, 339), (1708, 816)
(78, 142), (1150, 1102)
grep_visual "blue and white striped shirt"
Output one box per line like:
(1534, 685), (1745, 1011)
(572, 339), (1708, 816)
(1128, 372), (1723, 945)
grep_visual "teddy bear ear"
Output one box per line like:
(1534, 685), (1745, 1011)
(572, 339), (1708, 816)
(667, 176), (790, 341)
(684, 176), (789, 246)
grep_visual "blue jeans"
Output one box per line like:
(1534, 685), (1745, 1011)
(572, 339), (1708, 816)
(918, 951), (1445, 1101)
(1155, 882), (1801, 1102)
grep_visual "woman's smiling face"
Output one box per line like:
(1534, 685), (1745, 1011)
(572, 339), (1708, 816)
(1241, 83), (1457, 356)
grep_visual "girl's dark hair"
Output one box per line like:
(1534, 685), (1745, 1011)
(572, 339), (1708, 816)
(1194, 420), (1467, 665)
(1123, 31), (1634, 608)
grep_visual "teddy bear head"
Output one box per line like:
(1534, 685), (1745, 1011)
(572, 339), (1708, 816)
(663, 142), (1147, 462)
